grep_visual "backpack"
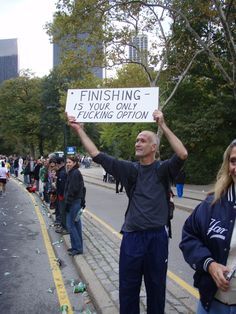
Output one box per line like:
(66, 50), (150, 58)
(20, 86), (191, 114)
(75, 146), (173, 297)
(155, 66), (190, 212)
(127, 160), (175, 238)
(81, 186), (86, 209)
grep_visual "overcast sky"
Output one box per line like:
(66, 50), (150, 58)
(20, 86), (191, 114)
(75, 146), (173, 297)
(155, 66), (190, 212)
(0, 0), (56, 77)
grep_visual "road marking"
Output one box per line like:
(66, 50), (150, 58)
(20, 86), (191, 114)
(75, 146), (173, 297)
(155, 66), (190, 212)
(85, 209), (199, 300)
(16, 180), (73, 313)
(167, 270), (199, 298)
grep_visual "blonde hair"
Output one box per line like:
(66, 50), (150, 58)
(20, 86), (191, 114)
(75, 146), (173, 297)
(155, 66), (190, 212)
(212, 140), (236, 203)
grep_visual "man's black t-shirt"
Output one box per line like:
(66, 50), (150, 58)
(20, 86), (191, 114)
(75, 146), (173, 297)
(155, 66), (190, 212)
(93, 153), (184, 232)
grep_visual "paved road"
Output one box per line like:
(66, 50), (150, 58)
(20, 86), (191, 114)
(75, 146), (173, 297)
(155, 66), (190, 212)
(0, 178), (96, 314)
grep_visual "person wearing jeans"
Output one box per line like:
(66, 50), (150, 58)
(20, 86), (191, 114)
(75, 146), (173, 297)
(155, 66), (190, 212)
(66, 198), (83, 254)
(64, 156), (85, 256)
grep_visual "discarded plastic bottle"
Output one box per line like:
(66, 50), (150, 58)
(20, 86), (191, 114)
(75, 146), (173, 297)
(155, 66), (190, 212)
(73, 282), (86, 293)
(60, 304), (68, 314)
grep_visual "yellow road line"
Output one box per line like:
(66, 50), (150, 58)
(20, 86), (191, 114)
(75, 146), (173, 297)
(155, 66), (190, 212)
(85, 209), (122, 239)
(167, 270), (199, 299)
(85, 209), (199, 300)
(15, 180), (73, 313)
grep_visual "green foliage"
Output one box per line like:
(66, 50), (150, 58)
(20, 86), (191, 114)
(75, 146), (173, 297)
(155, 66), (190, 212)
(0, 71), (67, 157)
(1, 0), (235, 186)
(0, 75), (42, 155)
(164, 73), (235, 184)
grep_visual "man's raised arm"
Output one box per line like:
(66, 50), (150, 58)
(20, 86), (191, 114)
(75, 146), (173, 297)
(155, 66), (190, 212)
(67, 115), (100, 158)
(153, 110), (188, 160)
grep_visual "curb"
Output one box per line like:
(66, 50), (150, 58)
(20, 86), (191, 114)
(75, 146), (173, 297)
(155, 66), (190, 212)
(46, 204), (119, 314)
(63, 236), (119, 314)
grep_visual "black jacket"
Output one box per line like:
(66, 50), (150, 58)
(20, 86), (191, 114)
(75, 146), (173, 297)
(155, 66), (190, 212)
(56, 166), (67, 196)
(64, 167), (84, 209)
(33, 164), (42, 180)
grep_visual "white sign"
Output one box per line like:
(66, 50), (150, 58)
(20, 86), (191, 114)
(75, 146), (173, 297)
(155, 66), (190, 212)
(65, 87), (159, 123)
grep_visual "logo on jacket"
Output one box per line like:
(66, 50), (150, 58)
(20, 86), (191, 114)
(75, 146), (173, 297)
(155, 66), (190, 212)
(207, 218), (228, 240)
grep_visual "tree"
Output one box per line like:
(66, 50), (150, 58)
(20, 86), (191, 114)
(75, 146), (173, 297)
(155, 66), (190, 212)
(0, 73), (42, 156)
(169, 0), (236, 99)
(46, 0), (235, 183)
(39, 70), (66, 156)
(47, 0), (235, 104)
(0, 71), (68, 157)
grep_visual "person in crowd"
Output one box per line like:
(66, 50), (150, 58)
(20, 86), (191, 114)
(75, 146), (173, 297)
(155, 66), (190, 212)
(39, 159), (49, 203)
(67, 109), (188, 314)
(64, 156), (85, 256)
(102, 167), (108, 182)
(9, 157), (14, 175)
(0, 160), (9, 196)
(175, 167), (186, 197)
(48, 158), (57, 210)
(5, 158), (11, 172)
(13, 157), (19, 177)
(179, 139), (236, 314)
(29, 157), (35, 184)
(54, 157), (68, 235)
(33, 159), (42, 191)
(116, 178), (124, 193)
(22, 158), (31, 186)
(18, 156), (23, 174)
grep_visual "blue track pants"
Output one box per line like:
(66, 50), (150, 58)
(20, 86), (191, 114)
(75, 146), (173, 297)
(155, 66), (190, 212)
(119, 228), (168, 314)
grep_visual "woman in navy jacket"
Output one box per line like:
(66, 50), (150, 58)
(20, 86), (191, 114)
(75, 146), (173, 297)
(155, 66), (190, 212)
(64, 156), (85, 256)
(180, 140), (236, 313)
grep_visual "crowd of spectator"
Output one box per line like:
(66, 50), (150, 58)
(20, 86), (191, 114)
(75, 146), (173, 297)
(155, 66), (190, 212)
(0, 152), (90, 239)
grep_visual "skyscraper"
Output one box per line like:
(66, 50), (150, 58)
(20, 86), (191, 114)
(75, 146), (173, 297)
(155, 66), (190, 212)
(53, 39), (103, 79)
(0, 38), (18, 84)
(129, 35), (148, 65)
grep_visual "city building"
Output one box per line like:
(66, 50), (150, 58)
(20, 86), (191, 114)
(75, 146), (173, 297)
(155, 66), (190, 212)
(53, 39), (103, 79)
(0, 38), (18, 84)
(129, 34), (148, 65)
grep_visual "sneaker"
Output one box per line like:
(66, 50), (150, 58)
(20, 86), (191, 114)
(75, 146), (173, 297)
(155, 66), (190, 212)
(68, 250), (83, 256)
(61, 229), (69, 235)
(55, 226), (62, 233)
(55, 227), (69, 235)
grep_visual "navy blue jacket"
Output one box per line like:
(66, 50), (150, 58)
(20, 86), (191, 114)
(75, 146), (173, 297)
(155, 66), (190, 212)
(179, 194), (236, 311)
(64, 167), (84, 210)
(56, 166), (67, 196)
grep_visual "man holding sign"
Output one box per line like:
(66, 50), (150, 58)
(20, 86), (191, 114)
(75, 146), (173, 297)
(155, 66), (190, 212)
(67, 109), (188, 314)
